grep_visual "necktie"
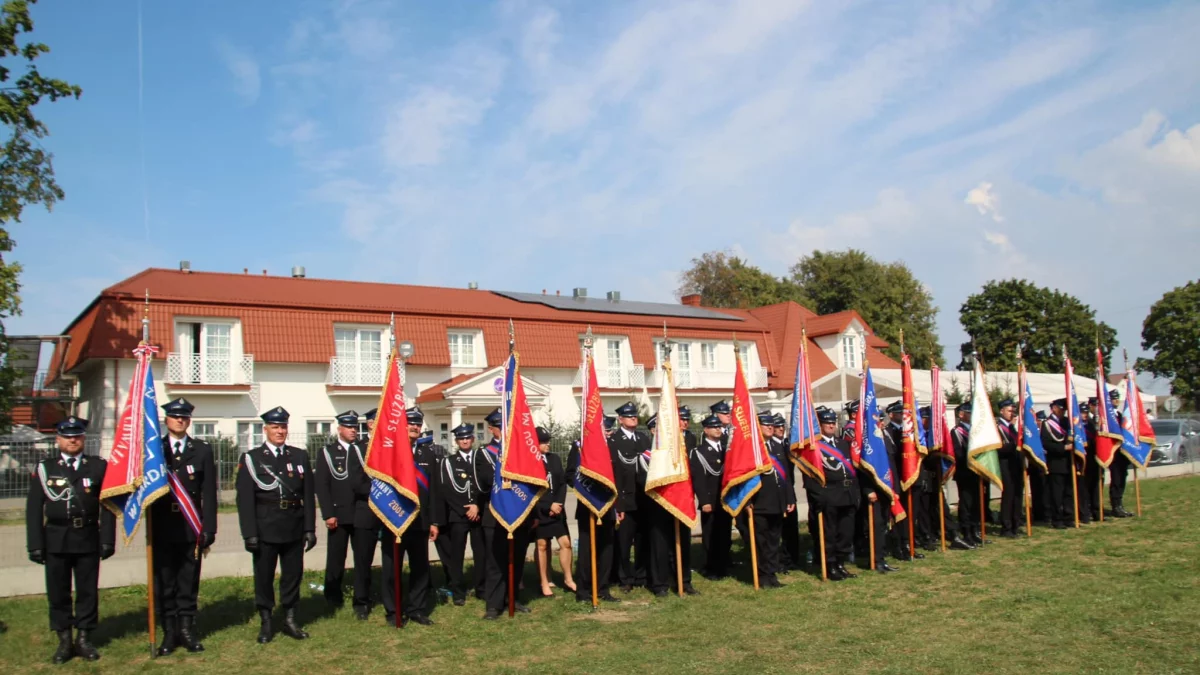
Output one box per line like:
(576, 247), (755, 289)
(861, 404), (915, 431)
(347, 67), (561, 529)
(67, 457), (77, 471)
(174, 441), (183, 458)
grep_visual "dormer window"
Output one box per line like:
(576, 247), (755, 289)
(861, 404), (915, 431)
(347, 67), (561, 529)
(842, 334), (859, 369)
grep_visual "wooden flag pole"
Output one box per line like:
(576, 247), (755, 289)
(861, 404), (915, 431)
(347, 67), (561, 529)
(1071, 462), (1081, 528)
(868, 502), (876, 570)
(907, 492), (915, 555)
(393, 539), (403, 628)
(1134, 468), (1142, 516)
(507, 533), (515, 618)
(146, 511), (157, 658)
(1024, 469), (1033, 538)
(817, 511), (827, 581)
(979, 482), (987, 541)
(938, 483), (947, 552)
(748, 506), (761, 589)
(589, 514), (598, 609)
(1098, 473), (1105, 522)
(675, 522), (684, 598)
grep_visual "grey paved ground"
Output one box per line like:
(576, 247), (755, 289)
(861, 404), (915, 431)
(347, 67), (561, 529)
(2, 462), (1194, 597)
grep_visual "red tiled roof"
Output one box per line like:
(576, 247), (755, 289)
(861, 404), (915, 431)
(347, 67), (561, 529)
(415, 373), (475, 403)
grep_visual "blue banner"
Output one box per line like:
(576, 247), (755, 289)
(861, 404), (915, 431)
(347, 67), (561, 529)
(857, 368), (897, 500)
(489, 354), (544, 533)
(720, 472), (761, 516)
(1067, 379), (1087, 461)
(1119, 391), (1151, 467)
(1020, 379), (1048, 471)
(115, 361), (170, 541)
(573, 465), (614, 515)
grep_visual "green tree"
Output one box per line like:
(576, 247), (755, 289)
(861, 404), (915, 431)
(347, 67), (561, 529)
(676, 251), (804, 309)
(0, 1), (80, 431)
(1135, 280), (1200, 407)
(957, 279), (1117, 376)
(788, 249), (943, 368)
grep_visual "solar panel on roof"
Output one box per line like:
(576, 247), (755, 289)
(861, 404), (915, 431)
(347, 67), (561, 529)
(492, 291), (743, 322)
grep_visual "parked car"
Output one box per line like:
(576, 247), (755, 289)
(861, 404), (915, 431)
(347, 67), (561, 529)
(1149, 419), (1200, 465)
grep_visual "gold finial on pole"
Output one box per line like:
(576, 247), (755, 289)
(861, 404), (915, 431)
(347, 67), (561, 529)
(141, 289), (150, 345)
(508, 319), (515, 354)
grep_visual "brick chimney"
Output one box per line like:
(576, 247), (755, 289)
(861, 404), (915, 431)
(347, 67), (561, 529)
(681, 294), (702, 307)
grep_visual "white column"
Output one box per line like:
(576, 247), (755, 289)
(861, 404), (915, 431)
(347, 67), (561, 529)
(449, 405), (465, 429)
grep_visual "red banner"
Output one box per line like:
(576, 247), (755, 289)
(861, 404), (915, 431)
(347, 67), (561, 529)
(576, 351), (617, 517)
(501, 367), (549, 488)
(364, 350), (421, 536)
(899, 354), (921, 491)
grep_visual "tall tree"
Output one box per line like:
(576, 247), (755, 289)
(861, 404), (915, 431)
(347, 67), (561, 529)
(1135, 280), (1200, 408)
(0, 0), (81, 430)
(788, 249), (943, 368)
(676, 250), (803, 309)
(957, 279), (1117, 376)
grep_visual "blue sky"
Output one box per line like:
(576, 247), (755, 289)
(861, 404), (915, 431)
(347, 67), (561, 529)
(9, 0), (1200, 387)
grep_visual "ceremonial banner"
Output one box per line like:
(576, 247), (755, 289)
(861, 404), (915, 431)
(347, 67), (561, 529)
(929, 366), (955, 483)
(1119, 373), (1155, 468)
(899, 354), (921, 491)
(645, 362), (698, 528)
(364, 348), (421, 537)
(101, 345), (171, 545)
(1093, 349), (1122, 468)
(489, 353), (549, 533)
(1018, 365), (1048, 472)
(855, 367), (905, 522)
(1065, 356), (1088, 462)
(787, 337), (822, 484)
(573, 350), (617, 518)
(967, 361), (1003, 487)
(720, 357), (770, 516)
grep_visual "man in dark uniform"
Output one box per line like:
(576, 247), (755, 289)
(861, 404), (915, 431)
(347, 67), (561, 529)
(850, 408), (899, 574)
(692, 414), (729, 580)
(566, 435), (622, 604)
(711, 400), (732, 440)
(152, 398), (218, 655)
(995, 399), (1025, 538)
(474, 407), (536, 619)
(644, 415), (699, 598)
(811, 408), (860, 580)
(436, 423), (482, 606)
(750, 411), (795, 588)
(772, 412), (802, 570)
(913, 406), (938, 551)
(380, 407), (442, 626)
(314, 410), (376, 619)
(361, 408), (376, 447)
(680, 405), (697, 452)
(883, 402), (923, 560)
(1028, 410), (1049, 526)
(236, 407), (316, 643)
(1077, 402), (1095, 524)
(1107, 389), (1135, 518)
(26, 417), (115, 663)
(1041, 399), (1073, 529)
(609, 401), (651, 593)
(951, 403), (986, 546)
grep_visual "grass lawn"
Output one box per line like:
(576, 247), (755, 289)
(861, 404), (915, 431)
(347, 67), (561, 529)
(1, 476), (1198, 674)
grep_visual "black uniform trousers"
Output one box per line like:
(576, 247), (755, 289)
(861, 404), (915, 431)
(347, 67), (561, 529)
(254, 540), (304, 611)
(1029, 466), (1048, 523)
(482, 523), (531, 613)
(781, 508), (801, 568)
(1047, 471), (1070, 526)
(859, 499), (888, 568)
(1110, 454), (1130, 508)
(1071, 461), (1091, 523)
(1085, 457), (1102, 519)
(807, 493), (821, 562)
(700, 508), (732, 577)
(955, 472), (981, 537)
(46, 552), (100, 632)
(323, 524), (377, 608)
(381, 528), (431, 619)
(890, 489), (914, 554)
(435, 522), (469, 597)
(913, 486), (933, 544)
(154, 543), (201, 619)
(648, 505), (691, 593)
(999, 453), (1026, 534)
(575, 516), (615, 600)
(616, 496), (652, 588)
(469, 523), (486, 597)
(821, 503), (856, 566)
(752, 511), (783, 584)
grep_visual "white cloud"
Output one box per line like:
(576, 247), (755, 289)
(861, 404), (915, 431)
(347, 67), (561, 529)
(383, 88), (491, 167)
(215, 40), (261, 103)
(965, 181), (1003, 222)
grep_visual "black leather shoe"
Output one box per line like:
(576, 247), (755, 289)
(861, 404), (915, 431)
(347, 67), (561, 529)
(827, 567), (847, 581)
(280, 609), (309, 640)
(682, 584), (700, 596)
(599, 592), (621, 603)
(408, 613), (434, 626)
(74, 630), (100, 661)
(619, 584), (633, 593)
(354, 607), (370, 621)
(652, 588), (669, 598)
(911, 551), (925, 559)
(452, 595), (466, 607)
(257, 610), (273, 644)
(483, 609), (501, 620)
(157, 618), (178, 656)
(837, 564), (858, 579)
(179, 617), (204, 653)
(52, 629), (73, 664)
(513, 603), (531, 614)
(950, 537), (973, 550)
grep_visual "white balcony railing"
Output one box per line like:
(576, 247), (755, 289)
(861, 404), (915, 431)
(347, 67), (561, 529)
(646, 366), (770, 390)
(572, 364), (646, 389)
(327, 357), (386, 387)
(165, 352), (255, 386)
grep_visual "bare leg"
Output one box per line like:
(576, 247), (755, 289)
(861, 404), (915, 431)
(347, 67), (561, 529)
(556, 534), (576, 592)
(536, 539), (552, 595)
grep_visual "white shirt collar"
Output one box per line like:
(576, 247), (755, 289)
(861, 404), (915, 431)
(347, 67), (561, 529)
(337, 438), (352, 452)
(266, 443), (283, 455)
(61, 452), (80, 465)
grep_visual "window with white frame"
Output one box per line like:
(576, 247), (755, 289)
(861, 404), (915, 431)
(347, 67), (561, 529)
(307, 420), (335, 437)
(606, 340), (622, 369)
(448, 332), (478, 367)
(700, 343), (717, 371)
(841, 334), (859, 369)
(237, 422), (264, 449)
(191, 421), (217, 439)
(676, 343), (691, 371)
(335, 327), (383, 385)
(738, 344), (751, 370)
(173, 319), (239, 384)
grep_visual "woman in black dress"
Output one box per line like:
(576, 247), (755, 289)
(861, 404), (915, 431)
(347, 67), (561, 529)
(533, 427), (575, 596)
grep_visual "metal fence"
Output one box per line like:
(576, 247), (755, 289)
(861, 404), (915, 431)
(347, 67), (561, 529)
(0, 437), (104, 501)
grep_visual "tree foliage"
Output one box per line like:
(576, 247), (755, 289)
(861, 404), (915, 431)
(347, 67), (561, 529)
(1135, 280), (1200, 407)
(0, 0), (81, 430)
(789, 249), (943, 368)
(957, 279), (1117, 376)
(676, 250), (804, 309)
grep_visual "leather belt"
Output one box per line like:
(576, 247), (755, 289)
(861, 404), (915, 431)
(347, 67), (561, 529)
(49, 518), (94, 529)
(840, 480), (855, 487)
(274, 499), (303, 509)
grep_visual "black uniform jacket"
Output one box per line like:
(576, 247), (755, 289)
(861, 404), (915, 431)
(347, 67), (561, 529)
(752, 436), (796, 516)
(1041, 414), (1072, 474)
(997, 419), (1020, 457)
(152, 435), (219, 544)
(690, 436), (725, 509)
(535, 453), (567, 520)
(410, 443), (445, 531)
(314, 439), (375, 529)
(236, 444), (316, 544)
(27, 454), (116, 554)
(440, 449), (479, 525)
(608, 429), (651, 512)
(565, 443), (618, 524)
